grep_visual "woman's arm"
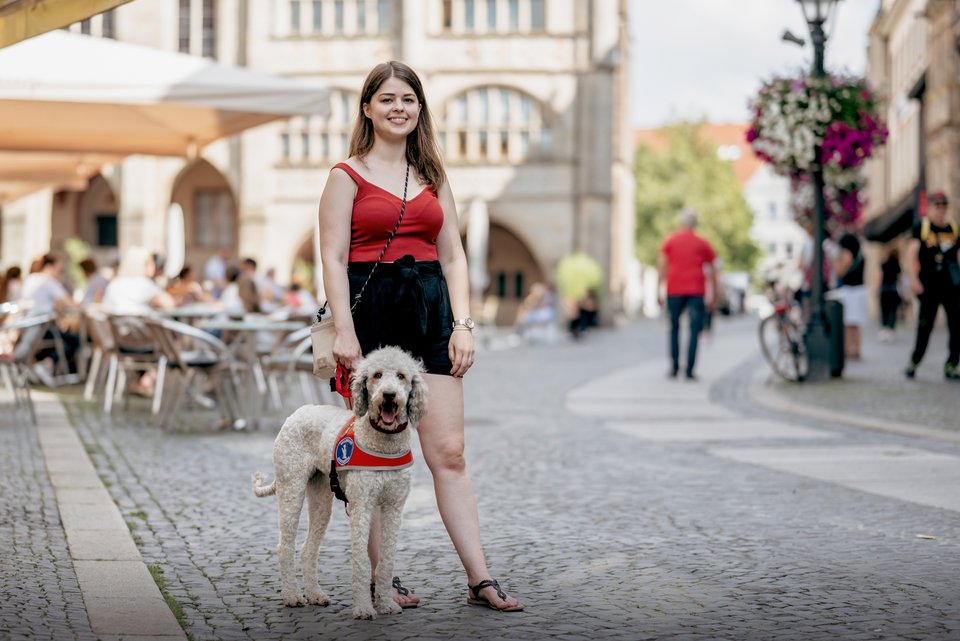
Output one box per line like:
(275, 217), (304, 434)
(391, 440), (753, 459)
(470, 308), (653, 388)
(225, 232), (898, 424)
(318, 168), (362, 369)
(435, 181), (474, 377)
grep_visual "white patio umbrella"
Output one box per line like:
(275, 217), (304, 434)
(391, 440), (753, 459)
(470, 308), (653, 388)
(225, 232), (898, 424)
(165, 203), (186, 280)
(0, 30), (329, 157)
(467, 198), (490, 301)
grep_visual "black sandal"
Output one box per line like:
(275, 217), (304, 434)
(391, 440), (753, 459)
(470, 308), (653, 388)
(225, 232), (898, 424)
(370, 576), (419, 609)
(467, 579), (524, 612)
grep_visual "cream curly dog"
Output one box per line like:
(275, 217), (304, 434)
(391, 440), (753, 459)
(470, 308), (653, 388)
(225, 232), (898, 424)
(253, 346), (426, 619)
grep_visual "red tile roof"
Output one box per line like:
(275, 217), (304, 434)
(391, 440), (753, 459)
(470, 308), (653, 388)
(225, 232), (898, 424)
(634, 123), (764, 186)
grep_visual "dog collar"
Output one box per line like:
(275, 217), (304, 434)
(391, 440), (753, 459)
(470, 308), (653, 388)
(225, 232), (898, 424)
(333, 417), (413, 471)
(371, 419), (408, 434)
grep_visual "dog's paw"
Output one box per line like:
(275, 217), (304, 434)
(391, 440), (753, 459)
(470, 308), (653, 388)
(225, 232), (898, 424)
(353, 605), (377, 620)
(305, 588), (330, 606)
(282, 592), (307, 607)
(375, 598), (403, 615)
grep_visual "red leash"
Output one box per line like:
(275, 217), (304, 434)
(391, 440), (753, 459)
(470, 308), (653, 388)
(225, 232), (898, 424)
(335, 362), (353, 410)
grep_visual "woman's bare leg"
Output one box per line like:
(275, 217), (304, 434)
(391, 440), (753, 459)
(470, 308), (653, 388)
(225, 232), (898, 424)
(415, 374), (520, 609)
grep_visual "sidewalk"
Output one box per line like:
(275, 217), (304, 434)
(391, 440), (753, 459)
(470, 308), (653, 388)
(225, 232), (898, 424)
(3, 316), (960, 640)
(750, 321), (960, 442)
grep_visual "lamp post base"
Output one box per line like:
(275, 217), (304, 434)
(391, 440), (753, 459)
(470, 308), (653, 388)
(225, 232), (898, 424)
(805, 311), (833, 382)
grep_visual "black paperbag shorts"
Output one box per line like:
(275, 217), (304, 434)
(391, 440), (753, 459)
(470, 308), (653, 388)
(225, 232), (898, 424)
(348, 256), (455, 376)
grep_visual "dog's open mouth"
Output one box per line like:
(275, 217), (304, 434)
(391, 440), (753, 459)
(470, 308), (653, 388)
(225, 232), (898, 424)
(378, 403), (398, 427)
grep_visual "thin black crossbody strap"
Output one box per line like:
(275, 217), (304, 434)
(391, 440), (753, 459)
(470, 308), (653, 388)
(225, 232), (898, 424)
(317, 161), (411, 322)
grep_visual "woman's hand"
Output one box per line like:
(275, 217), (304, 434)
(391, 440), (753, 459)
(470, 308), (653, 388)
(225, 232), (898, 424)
(333, 331), (363, 371)
(448, 329), (475, 378)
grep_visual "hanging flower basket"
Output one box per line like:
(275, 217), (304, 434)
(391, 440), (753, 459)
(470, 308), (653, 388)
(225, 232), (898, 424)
(746, 73), (888, 230)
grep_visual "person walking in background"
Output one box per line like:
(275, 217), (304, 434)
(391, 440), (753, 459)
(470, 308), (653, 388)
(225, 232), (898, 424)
(879, 247), (902, 342)
(657, 208), (718, 381)
(318, 61), (522, 611)
(828, 231), (867, 359)
(905, 191), (960, 380)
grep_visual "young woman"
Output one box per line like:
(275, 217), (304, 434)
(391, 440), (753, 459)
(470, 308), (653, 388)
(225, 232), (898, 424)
(317, 61), (523, 612)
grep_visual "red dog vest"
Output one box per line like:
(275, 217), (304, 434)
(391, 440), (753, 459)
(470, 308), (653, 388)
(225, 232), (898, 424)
(333, 417), (413, 471)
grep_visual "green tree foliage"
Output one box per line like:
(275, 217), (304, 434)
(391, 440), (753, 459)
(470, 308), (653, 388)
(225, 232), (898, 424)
(634, 122), (760, 272)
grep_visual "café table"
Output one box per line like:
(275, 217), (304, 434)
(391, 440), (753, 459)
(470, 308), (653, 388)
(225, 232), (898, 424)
(195, 317), (307, 428)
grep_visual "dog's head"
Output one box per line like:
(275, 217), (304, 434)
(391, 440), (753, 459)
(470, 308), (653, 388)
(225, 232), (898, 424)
(350, 347), (427, 431)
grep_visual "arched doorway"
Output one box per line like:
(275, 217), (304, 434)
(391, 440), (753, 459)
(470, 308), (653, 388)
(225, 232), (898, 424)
(170, 159), (237, 275)
(464, 222), (544, 326)
(77, 174), (118, 263)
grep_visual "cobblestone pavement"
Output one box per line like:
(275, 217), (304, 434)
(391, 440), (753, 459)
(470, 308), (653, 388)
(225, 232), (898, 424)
(0, 401), (96, 641)
(4, 316), (960, 640)
(759, 318), (960, 433)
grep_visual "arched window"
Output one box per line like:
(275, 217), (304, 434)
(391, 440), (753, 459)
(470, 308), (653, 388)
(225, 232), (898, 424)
(283, 0), (395, 36)
(440, 0), (546, 34)
(278, 88), (358, 165)
(441, 86), (551, 164)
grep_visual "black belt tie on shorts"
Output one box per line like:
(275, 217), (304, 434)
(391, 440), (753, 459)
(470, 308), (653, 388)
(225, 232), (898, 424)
(347, 256), (454, 375)
(391, 255), (430, 339)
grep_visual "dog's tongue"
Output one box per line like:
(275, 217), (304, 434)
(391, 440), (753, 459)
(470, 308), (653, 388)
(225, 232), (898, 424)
(380, 408), (397, 425)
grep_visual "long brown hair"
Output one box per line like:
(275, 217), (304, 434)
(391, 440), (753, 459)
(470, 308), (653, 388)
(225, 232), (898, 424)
(349, 61), (447, 190)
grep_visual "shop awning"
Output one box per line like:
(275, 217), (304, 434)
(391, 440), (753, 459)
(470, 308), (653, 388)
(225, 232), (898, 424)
(0, 150), (122, 201)
(863, 188), (917, 243)
(0, 30), (330, 157)
(0, 0), (132, 48)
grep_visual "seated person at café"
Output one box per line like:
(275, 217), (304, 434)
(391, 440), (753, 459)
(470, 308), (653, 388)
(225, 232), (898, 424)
(103, 246), (175, 313)
(80, 257), (110, 305)
(166, 265), (211, 306)
(0, 265), (23, 303)
(21, 253), (81, 380)
(219, 265), (247, 318)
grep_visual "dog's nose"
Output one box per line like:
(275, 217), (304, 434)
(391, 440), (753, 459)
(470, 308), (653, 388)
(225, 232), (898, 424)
(382, 392), (396, 404)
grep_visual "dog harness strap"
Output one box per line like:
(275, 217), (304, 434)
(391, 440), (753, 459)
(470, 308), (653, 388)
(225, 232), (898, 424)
(333, 418), (413, 471)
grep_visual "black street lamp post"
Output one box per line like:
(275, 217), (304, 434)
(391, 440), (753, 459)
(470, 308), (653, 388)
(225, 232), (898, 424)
(797, 0), (840, 382)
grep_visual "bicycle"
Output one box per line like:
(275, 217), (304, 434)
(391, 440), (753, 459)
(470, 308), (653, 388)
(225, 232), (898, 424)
(758, 282), (809, 382)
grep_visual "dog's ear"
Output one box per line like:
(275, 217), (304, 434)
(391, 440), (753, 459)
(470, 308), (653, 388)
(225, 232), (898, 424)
(406, 360), (428, 426)
(350, 359), (369, 417)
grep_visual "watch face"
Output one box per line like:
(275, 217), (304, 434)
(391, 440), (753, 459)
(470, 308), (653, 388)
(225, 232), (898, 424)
(465, 317), (475, 329)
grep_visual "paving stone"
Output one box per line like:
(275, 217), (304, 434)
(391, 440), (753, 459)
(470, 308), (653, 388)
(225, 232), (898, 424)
(5, 318), (960, 639)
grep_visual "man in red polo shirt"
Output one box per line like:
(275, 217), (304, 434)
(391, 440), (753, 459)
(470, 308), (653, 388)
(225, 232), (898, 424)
(657, 208), (718, 380)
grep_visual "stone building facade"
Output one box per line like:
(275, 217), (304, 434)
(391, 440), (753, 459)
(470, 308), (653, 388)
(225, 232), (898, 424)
(1, 0), (633, 325)
(863, 0), (959, 255)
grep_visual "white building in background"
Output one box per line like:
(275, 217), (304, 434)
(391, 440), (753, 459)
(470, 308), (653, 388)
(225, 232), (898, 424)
(0, 0), (633, 325)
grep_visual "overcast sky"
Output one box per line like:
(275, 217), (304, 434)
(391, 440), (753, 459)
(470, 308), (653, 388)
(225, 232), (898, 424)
(629, 0), (881, 128)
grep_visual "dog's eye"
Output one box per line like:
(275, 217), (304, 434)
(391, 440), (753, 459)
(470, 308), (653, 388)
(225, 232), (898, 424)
(373, 371), (382, 379)
(397, 372), (406, 381)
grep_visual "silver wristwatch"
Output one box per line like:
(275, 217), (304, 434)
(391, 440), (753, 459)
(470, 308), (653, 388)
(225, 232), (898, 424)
(452, 317), (475, 331)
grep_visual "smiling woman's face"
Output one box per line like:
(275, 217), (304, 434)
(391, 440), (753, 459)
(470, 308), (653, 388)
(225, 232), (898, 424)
(363, 76), (421, 141)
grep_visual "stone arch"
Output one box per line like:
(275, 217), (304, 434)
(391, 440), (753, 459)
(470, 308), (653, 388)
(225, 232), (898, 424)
(463, 220), (544, 325)
(170, 159), (238, 274)
(440, 84), (554, 163)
